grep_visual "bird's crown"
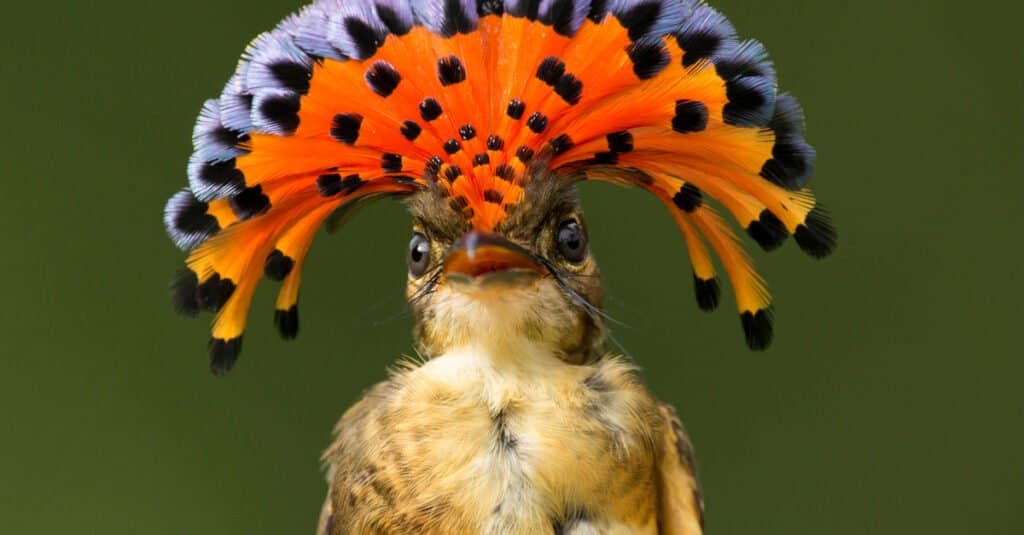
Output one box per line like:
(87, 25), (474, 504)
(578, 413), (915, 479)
(164, 0), (836, 374)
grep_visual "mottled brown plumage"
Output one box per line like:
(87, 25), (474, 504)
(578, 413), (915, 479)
(318, 182), (703, 534)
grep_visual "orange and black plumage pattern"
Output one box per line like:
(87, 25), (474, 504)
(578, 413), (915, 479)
(164, 0), (835, 374)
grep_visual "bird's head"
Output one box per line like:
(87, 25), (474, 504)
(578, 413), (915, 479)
(163, 0), (836, 374)
(404, 179), (603, 362)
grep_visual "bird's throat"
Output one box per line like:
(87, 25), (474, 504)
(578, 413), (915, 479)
(412, 279), (596, 364)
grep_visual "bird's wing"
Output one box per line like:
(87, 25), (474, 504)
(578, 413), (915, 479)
(316, 497), (333, 535)
(318, 380), (411, 534)
(655, 402), (704, 535)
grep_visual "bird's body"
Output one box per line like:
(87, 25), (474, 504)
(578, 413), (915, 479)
(163, 0), (834, 532)
(322, 349), (668, 533)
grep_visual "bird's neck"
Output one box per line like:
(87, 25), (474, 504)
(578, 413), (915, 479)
(417, 311), (568, 366)
(412, 283), (600, 364)
(427, 338), (565, 381)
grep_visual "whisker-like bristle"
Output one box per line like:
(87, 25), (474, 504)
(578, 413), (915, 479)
(541, 259), (626, 329)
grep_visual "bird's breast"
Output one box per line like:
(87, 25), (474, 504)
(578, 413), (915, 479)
(350, 345), (663, 533)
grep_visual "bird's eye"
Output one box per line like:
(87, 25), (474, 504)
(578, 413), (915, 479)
(556, 220), (587, 263)
(407, 233), (431, 277)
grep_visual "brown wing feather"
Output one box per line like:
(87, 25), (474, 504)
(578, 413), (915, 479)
(316, 498), (333, 535)
(655, 402), (705, 535)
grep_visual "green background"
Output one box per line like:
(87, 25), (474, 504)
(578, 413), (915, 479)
(2, 0), (1020, 533)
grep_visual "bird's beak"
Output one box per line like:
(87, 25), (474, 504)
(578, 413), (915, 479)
(443, 230), (544, 288)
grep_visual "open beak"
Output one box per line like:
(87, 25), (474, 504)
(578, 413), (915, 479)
(443, 230), (545, 288)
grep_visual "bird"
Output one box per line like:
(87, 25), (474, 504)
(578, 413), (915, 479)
(163, 0), (835, 532)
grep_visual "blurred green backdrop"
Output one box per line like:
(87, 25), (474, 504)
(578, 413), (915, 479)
(1, 0), (1020, 533)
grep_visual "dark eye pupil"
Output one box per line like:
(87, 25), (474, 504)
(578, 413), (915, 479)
(408, 234), (431, 276)
(562, 231), (581, 250)
(411, 244), (425, 263)
(557, 220), (587, 262)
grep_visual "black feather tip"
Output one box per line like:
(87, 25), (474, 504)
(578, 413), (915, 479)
(165, 189), (219, 251)
(627, 42), (670, 79)
(274, 305), (300, 340)
(793, 204), (837, 259)
(693, 275), (720, 312)
(270, 303), (299, 338)
(170, 269), (200, 317)
(229, 185), (271, 221)
(264, 249), (294, 281)
(746, 209), (788, 251)
(740, 308), (773, 351)
(209, 337), (242, 376)
(195, 273), (236, 313)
